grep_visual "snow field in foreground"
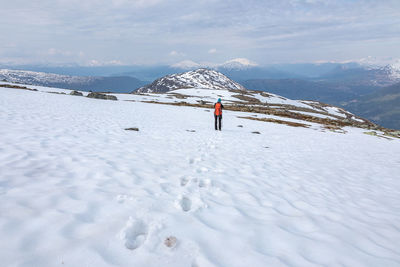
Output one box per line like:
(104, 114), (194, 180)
(0, 88), (400, 267)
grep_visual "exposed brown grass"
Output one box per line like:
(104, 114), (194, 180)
(383, 130), (400, 139)
(238, 116), (310, 128)
(46, 91), (66, 95)
(322, 125), (347, 134)
(167, 93), (189, 99)
(364, 131), (393, 140)
(137, 100), (381, 130)
(231, 94), (261, 103)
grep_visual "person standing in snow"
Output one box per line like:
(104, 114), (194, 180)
(214, 98), (224, 131)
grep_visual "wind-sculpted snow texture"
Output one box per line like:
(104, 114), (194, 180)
(136, 68), (246, 93)
(1, 86), (400, 267)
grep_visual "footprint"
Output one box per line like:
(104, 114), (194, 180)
(196, 167), (208, 173)
(180, 177), (189, 186)
(116, 194), (133, 203)
(121, 218), (148, 250)
(180, 197), (192, 212)
(199, 179), (211, 188)
(116, 194), (127, 203)
(160, 183), (173, 193)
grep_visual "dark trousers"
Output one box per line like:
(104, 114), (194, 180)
(215, 115), (222, 130)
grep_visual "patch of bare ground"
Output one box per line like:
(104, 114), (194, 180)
(384, 130), (400, 139)
(238, 116), (311, 128)
(0, 84), (38, 91)
(227, 97), (359, 123)
(141, 100), (208, 108)
(230, 105), (368, 128)
(252, 103), (352, 121)
(133, 93), (159, 97)
(228, 90), (355, 122)
(364, 130), (400, 140)
(231, 94), (261, 103)
(46, 91), (66, 95)
(322, 125), (347, 134)
(197, 100), (212, 105)
(167, 93), (189, 99)
(137, 100), (388, 131)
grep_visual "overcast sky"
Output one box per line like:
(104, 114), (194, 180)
(1, 0), (399, 66)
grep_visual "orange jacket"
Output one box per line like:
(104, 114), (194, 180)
(214, 102), (223, 116)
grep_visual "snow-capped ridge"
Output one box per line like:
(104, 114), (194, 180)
(219, 58), (258, 70)
(384, 59), (400, 80)
(0, 69), (96, 85)
(357, 57), (400, 80)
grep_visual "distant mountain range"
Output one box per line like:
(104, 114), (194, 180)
(0, 69), (146, 93)
(1, 59), (399, 129)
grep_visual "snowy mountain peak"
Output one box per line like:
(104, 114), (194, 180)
(357, 57), (400, 80)
(219, 58), (258, 70)
(385, 59), (400, 80)
(135, 68), (247, 93)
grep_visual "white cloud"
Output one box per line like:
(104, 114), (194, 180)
(47, 48), (74, 56)
(171, 60), (200, 69)
(208, 48), (217, 54)
(48, 48), (58, 55)
(169, 50), (185, 57)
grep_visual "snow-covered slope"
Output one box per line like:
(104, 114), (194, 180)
(1, 83), (400, 267)
(136, 68), (246, 93)
(0, 80), (377, 128)
(134, 84), (371, 127)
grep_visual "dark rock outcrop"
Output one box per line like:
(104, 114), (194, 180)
(87, 92), (117, 100)
(125, 127), (139, 131)
(70, 90), (83, 96)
